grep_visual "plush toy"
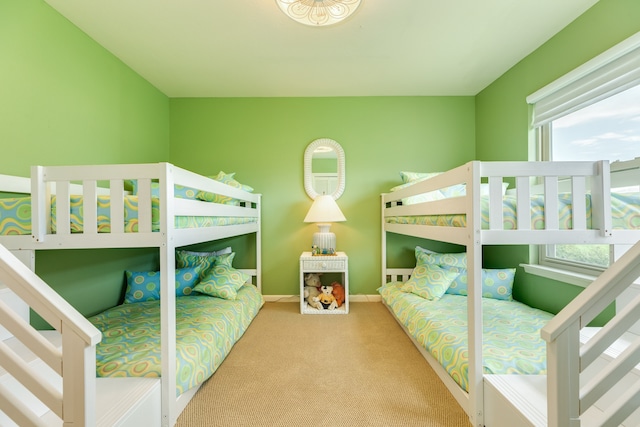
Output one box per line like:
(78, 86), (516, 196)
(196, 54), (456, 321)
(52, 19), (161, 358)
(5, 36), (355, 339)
(303, 273), (323, 310)
(317, 285), (338, 310)
(331, 282), (345, 307)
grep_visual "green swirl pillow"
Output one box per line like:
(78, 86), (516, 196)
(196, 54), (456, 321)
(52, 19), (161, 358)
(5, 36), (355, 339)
(400, 171), (441, 184)
(176, 248), (232, 278)
(124, 266), (201, 304)
(196, 171), (254, 205)
(193, 264), (250, 300)
(126, 180), (199, 200)
(212, 171), (254, 193)
(415, 247), (467, 269)
(402, 262), (460, 301)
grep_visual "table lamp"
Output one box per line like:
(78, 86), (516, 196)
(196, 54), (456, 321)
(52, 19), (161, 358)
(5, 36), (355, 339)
(303, 195), (346, 254)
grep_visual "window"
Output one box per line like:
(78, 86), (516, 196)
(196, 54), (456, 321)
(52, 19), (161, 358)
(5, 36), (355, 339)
(527, 31), (640, 277)
(538, 84), (640, 274)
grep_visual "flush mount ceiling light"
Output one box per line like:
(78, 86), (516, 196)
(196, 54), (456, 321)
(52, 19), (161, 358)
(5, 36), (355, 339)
(276, 0), (362, 27)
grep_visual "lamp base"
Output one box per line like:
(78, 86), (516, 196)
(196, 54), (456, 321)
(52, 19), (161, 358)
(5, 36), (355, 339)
(312, 223), (336, 254)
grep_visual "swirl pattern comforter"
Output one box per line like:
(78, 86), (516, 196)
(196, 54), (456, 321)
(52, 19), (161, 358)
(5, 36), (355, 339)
(0, 195), (257, 235)
(386, 192), (640, 230)
(89, 284), (264, 395)
(379, 282), (553, 392)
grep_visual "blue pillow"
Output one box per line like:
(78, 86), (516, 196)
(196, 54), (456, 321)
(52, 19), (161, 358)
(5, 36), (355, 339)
(443, 266), (515, 300)
(415, 247), (515, 300)
(124, 266), (201, 304)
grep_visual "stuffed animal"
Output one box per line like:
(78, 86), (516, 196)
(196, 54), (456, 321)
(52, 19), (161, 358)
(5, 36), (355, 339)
(317, 285), (338, 310)
(303, 273), (323, 310)
(331, 282), (345, 307)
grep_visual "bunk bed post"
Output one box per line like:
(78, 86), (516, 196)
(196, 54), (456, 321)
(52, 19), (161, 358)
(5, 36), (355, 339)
(546, 323), (581, 427)
(62, 330), (97, 426)
(31, 166), (50, 242)
(158, 163), (178, 427)
(381, 194), (387, 286)
(467, 161), (484, 427)
(592, 160), (612, 237)
(256, 194), (262, 292)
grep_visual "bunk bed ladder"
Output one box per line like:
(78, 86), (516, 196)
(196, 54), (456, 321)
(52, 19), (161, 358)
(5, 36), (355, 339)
(0, 243), (101, 426)
(542, 239), (640, 427)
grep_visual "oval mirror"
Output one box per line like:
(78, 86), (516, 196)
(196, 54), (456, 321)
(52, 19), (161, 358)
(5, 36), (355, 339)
(304, 138), (345, 200)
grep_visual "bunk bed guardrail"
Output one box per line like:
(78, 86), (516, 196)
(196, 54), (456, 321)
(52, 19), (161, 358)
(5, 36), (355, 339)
(0, 243), (101, 426)
(20, 163), (261, 249)
(541, 240), (640, 427)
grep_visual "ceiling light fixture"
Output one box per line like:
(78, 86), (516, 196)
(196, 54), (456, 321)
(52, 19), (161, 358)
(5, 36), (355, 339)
(275, 0), (362, 27)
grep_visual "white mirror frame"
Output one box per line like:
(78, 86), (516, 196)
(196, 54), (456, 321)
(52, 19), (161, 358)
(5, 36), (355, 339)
(304, 138), (345, 200)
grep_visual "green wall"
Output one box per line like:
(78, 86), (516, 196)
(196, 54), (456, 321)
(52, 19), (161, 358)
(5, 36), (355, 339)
(3, 0), (639, 324)
(476, 0), (640, 317)
(0, 0), (171, 326)
(169, 97), (475, 297)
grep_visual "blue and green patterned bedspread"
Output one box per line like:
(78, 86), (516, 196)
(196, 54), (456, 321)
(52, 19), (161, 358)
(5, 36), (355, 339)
(0, 195), (257, 235)
(379, 281), (553, 392)
(89, 284), (264, 395)
(386, 192), (640, 230)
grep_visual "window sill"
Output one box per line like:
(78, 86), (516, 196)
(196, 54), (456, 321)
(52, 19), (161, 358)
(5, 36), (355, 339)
(520, 264), (597, 288)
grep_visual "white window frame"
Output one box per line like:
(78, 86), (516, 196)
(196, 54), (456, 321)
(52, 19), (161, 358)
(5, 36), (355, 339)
(537, 122), (614, 276)
(524, 31), (640, 285)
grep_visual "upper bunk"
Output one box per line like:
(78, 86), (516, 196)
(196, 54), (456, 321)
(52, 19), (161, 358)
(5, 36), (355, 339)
(0, 162), (261, 251)
(382, 159), (640, 247)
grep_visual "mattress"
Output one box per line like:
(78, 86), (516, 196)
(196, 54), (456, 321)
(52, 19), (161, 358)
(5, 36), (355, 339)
(0, 195), (257, 235)
(385, 192), (640, 230)
(379, 281), (553, 392)
(89, 283), (264, 395)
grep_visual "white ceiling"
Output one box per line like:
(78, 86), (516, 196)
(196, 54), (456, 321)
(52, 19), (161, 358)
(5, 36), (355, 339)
(43, 0), (599, 98)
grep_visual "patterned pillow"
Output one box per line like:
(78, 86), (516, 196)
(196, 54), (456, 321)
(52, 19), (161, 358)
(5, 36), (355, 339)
(196, 190), (240, 206)
(390, 181), (444, 204)
(176, 248), (235, 279)
(214, 252), (235, 267)
(443, 266), (516, 300)
(416, 248), (468, 269)
(193, 264), (250, 300)
(414, 247), (515, 300)
(401, 262), (460, 301)
(126, 180), (199, 200)
(400, 171), (441, 184)
(212, 171), (254, 193)
(195, 171), (254, 205)
(124, 266), (201, 304)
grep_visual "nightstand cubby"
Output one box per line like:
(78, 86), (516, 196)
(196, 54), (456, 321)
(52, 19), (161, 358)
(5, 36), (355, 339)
(299, 251), (349, 314)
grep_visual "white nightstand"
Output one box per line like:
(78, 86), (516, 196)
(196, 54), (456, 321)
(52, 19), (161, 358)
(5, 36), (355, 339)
(299, 251), (349, 314)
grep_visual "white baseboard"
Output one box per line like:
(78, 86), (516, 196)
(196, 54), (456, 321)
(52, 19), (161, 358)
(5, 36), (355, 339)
(263, 294), (381, 303)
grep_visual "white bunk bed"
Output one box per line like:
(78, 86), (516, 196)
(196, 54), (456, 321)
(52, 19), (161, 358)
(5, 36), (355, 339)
(0, 162), (262, 426)
(380, 160), (640, 427)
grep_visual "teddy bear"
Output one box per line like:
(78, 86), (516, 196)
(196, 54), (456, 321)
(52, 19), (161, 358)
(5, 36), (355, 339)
(303, 273), (323, 310)
(317, 285), (338, 310)
(330, 282), (345, 307)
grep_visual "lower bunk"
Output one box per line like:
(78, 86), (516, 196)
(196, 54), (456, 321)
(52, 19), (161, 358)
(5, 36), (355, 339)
(92, 284), (263, 397)
(379, 248), (554, 425)
(0, 246), (263, 427)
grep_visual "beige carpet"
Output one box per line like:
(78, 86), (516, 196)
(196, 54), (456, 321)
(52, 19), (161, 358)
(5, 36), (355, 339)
(176, 302), (471, 427)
